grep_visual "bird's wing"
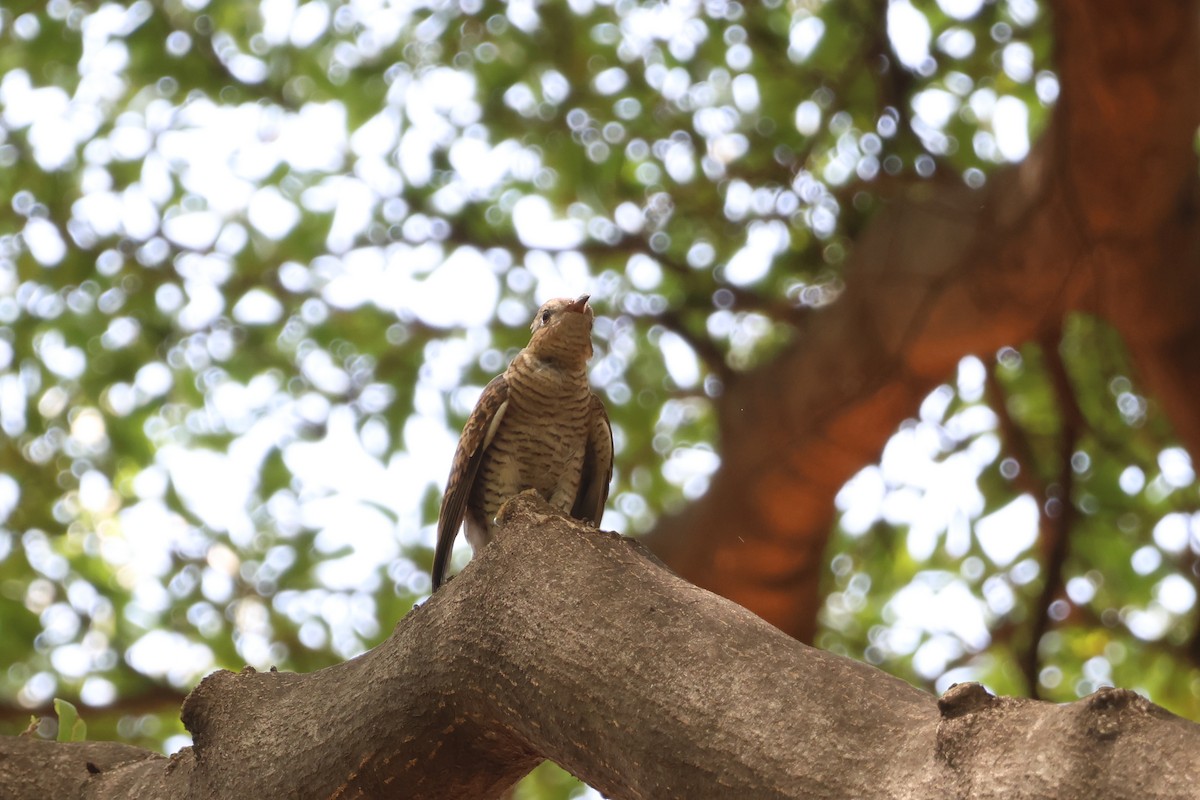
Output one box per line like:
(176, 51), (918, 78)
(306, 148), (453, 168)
(571, 392), (614, 526)
(432, 374), (509, 590)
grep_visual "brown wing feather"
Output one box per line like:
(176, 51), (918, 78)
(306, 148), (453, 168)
(432, 374), (509, 590)
(571, 393), (614, 526)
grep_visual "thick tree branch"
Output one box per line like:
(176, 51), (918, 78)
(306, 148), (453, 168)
(3, 495), (1199, 799)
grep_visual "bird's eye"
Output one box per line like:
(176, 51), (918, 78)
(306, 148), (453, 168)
(541, 310), (552, 324)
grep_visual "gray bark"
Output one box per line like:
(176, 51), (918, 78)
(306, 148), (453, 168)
(2, 494), (1198, 799)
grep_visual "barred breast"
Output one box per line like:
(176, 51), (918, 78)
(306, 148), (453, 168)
(467, 352), (594, 546)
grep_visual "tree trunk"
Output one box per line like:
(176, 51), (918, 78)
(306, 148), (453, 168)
(4, 496), (1198, 799)
(645, 0), (1200, 642)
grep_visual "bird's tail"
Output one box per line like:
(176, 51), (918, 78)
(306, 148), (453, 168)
(431, 533), (453, 591)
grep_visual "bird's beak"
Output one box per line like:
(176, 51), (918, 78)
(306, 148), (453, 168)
(566, 294), (590, 314)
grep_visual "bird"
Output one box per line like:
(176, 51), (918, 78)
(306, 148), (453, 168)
(431, 294), (613, 590)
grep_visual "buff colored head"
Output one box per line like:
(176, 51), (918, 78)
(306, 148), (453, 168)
(530, 294), (592, 332)
(528, 294), (595, 364)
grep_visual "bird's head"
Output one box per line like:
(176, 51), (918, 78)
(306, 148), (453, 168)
(527, 294), (595, 366)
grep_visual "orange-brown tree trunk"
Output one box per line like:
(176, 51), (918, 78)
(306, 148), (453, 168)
(646, 0), (1200, 642)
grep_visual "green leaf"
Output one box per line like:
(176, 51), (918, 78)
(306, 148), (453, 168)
(54, 698), (87, 743)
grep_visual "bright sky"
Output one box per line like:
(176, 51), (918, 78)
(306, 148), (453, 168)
(12, 0), (1196, 769)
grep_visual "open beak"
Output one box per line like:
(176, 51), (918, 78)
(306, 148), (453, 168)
(565, 294), (590, 313)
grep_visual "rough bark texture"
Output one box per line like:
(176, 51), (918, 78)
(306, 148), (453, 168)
(645, 0), (1200, 642)
(3, 496), (1198, 799)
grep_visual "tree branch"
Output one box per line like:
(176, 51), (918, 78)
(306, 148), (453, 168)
(3, 495), (1199, 799)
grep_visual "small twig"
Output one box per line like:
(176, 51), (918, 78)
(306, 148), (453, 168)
(0, 685), (188, 726)
(986, 357), (1048, 697)
(1018, 330), (1084, 698)
(985, 362), (1047, 502)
